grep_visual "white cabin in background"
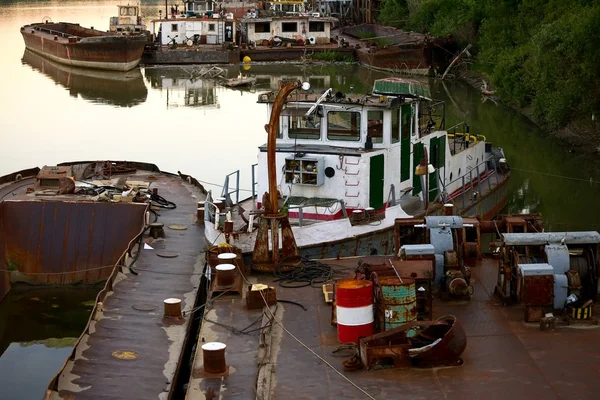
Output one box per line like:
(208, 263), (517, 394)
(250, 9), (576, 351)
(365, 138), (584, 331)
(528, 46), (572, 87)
(150, 16), (235, 46)
(241, 15), (337, 45)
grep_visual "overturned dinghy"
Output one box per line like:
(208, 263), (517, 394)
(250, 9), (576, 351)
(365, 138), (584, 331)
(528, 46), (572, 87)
(358, 315), (466, 370)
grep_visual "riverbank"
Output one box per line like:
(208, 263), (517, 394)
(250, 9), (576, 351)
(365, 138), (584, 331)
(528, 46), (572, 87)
(458, 70), (600, 154)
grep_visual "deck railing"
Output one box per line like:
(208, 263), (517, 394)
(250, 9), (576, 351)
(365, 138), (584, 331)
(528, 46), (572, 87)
(439, 154), (501, 210)
(221, 170), (240, 207)
(287, 199), (348, 227)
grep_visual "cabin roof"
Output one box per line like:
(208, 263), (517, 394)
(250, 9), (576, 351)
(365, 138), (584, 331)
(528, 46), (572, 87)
(257, 143), (375, 156)
(241, 16), (338, 23)
(257, 90), (411, 108)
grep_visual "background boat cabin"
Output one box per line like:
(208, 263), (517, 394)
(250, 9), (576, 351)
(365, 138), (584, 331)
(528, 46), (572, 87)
(241, 15), (336, 45)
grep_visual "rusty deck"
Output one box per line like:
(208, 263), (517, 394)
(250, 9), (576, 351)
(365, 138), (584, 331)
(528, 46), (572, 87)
(44, 173), (207, 399)
(187, 257), (600, 400)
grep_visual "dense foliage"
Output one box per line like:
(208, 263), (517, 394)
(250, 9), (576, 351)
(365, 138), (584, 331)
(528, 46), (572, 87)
(378, 0), (600, 135)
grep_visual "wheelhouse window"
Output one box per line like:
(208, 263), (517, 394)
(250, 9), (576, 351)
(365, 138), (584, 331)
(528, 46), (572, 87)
(281, 22), (298, 33)
(289, 114), (321, 139)
(255, 22), (271, 33)
(391, 109), (400, 143)
(209, 23), (215, 32)
(367, 110), (384, 144)
(327, 111), (360, 141)
(171, 24), (178, 32)
(309, 22), (325, 32)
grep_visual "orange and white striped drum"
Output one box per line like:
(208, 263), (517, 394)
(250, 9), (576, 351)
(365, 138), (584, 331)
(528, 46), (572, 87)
(335, 280), (374, 344)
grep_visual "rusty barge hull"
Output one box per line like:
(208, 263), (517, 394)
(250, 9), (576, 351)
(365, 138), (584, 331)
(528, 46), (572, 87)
(20, 22), (147, 72)
(342, 24), (457, 75)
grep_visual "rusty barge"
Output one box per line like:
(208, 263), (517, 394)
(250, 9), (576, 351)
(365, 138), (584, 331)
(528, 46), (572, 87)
(0, 161), (210, 399)
(20, 21), (147, 72)
(341, 24), (458, 76)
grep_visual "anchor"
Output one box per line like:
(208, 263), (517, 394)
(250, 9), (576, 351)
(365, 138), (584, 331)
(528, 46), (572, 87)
(252, 81), (305, 272)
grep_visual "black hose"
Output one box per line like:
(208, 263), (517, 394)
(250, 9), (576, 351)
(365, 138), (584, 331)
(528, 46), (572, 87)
(277, 299), (307, 311)
(149, 192), (176, 209)
(149, 208), (160, 223)
(127, 225), (151, 275)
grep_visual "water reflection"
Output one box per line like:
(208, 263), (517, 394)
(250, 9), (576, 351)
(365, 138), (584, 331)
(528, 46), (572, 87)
(428, 79), (600, 231)
(21, 49), (148, 107)
(0, 286), (98, 400)
(144, 67), (219, 108)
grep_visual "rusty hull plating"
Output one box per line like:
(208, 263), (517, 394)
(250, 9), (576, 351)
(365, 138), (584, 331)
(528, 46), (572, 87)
(0, 161), (163, 303)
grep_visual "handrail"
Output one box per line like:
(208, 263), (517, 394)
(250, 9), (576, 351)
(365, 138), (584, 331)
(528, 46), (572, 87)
(251, 163), (258, 209)
(284, 199), (347, 227)
(444, 155), (495, 189)
(221, 170), (240, 206)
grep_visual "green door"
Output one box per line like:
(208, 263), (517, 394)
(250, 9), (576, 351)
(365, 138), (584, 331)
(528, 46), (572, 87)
(412, 142), (423, 196)
(370, 154), (385, 209)
(400, 104), (412, 182)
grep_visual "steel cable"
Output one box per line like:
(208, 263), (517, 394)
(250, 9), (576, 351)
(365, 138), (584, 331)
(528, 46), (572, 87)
(273, 256), (348, 288)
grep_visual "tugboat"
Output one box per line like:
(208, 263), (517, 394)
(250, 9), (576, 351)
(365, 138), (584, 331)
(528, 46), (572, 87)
(205, 78), (510, 261)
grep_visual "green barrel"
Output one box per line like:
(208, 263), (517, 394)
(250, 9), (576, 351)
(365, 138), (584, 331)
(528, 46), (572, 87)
(378, 277), (417, 331)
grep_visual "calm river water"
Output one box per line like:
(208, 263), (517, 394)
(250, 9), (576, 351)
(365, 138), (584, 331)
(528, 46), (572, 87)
(1, 0), (600, 398)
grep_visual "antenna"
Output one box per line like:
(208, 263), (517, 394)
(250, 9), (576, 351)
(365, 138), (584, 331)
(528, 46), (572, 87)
(305, 88), (332, 117)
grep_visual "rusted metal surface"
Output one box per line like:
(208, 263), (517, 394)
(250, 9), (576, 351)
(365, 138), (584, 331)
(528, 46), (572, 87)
(374, 276), (417, 331)
(358, 314), (466, 370)
(265, 81), (299, 215)
(409, 315), (467, 367)
(0, 167), (40, 186)
(252, 81), (301, 270)
(21, 23), (147, 72)
(0, 200), (146, 284)
(519, 274), (554, 306)
(45, 173), (206, 399)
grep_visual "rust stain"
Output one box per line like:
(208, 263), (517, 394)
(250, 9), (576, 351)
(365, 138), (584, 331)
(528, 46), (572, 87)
(0, 200), (146, 287)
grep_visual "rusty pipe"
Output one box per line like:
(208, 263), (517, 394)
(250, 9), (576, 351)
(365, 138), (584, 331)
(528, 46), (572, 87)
(264, 81), (300, 214)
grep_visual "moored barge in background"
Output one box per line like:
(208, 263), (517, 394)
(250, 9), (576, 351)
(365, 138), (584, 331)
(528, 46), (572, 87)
(20, 21), (148, 72)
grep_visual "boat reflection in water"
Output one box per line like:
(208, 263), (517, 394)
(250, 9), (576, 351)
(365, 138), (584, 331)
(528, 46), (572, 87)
(21, 49), (147, 107)
(144, 67), (219, 109)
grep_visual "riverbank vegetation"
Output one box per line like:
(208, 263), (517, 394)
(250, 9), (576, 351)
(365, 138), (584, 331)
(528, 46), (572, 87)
(378, 0), (599, 146)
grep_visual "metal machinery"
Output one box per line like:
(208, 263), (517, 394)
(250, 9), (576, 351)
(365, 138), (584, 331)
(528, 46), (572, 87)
(495, 231), (600, 322)
(394, 216), (474, 298)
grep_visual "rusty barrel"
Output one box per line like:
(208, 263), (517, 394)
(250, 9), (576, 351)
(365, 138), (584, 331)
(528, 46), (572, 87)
(379, 277), (417, 331)
(202, 342), (227, 374)
(215, 264), (236, 289)
(336, 280), (374, 344)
